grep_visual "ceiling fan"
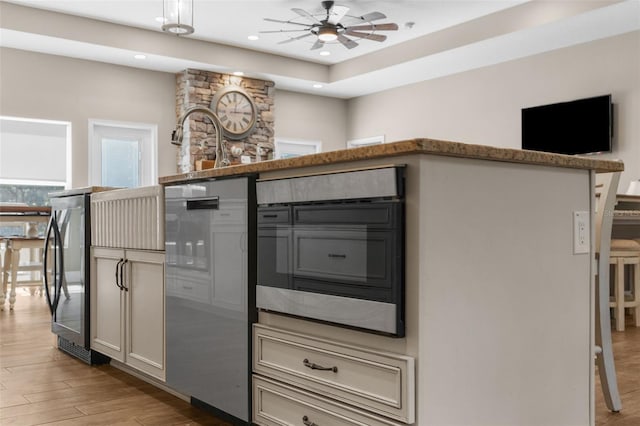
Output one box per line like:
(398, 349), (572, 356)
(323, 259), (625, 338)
(260, 1), (399, 50)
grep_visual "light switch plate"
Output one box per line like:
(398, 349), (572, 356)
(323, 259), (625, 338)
(573, 211), (589, 254)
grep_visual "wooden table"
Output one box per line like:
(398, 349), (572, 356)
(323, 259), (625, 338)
(0, 205), (51, 310)
(612, 194), (640, 239)
(0, 205), (51, 237)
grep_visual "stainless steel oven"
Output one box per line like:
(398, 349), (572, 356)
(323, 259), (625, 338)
(256, 166), (405, 336)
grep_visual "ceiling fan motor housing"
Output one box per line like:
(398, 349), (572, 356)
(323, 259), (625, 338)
(322, 1), (335, 11)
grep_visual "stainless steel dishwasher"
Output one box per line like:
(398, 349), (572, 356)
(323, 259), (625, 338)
(164, 176), (256, 424)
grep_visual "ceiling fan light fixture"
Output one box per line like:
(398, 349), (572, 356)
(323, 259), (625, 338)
(318, 26), (338, 42)
(162, 0), (194, 35)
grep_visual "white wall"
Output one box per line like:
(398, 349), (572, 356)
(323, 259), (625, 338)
(0, 47), (177, 188)
(347, 31), (640, 192)
(0, 48), (349, 186)
(274, 90), (348, 153)
(3, 31), (637, 189)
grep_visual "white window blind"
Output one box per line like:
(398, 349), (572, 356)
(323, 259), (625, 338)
(0, 117), (69, 184)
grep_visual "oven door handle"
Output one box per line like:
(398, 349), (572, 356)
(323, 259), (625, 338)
(186, 197), (219, 210)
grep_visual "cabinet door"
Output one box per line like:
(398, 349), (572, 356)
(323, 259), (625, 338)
(125, 250), (165, 381)
(90, 247), (125, 362)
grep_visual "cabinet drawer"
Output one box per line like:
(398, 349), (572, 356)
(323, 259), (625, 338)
(253, 376), (403, 426)
(258, 206), (291, 225)
(253, 324), (415, 423)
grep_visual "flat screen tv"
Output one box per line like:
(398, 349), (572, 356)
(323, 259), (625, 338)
(522, 94), (613, 155)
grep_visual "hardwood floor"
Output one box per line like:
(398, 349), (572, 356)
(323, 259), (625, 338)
(596, 319), (640, 426)
(2, 291), (639, 425)
(0, 291), (230, 425)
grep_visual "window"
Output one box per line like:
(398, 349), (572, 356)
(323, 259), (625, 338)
(274, 138), (322, 159)
(0, 116), (70, 235)
(347, 135), (385, 148)
(89, 120), (157, 188)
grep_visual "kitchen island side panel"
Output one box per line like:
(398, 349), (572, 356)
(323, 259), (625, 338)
(417, 155), (592, 426)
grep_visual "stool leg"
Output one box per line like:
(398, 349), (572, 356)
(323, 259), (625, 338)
(616, 259), (625, 332)
(0, 245), (10, 311)
(9, 248), (19, 311)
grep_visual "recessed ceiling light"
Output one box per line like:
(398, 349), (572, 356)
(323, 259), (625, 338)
(319, 51), (331, 56)
(247, 35), (259, 41)
(313, 83), (323, 89)
(134, 54), (147, 60)
(233, 71), (244, 76)
(155, 16), (166, 23)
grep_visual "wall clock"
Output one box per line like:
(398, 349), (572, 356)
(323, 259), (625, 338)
(210, 86), (257, 140)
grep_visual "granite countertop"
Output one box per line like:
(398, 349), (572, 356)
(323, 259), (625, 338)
(159, 138), (625, 185)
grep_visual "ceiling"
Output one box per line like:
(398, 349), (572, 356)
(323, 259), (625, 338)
(1, 0), (638, 98)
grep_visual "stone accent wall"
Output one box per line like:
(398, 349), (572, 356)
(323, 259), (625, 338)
(175, 69), (275, 173)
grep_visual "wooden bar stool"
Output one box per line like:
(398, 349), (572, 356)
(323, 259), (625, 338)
(609, 239), (640, 331)
(0, 237), (46, 311)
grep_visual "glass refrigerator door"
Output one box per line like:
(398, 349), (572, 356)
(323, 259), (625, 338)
(51, 195), (87, 346)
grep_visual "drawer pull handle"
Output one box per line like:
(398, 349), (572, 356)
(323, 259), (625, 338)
(327, 253), (346, 259)
(302, 416), (317, 426)
(303, 358), (338, 373)
(262, 214), (278, 218)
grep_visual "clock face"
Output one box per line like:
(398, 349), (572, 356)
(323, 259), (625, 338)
(214, 89), (256, 139)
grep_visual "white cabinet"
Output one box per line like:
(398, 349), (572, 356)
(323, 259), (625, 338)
(254, 376), (403, 426)
(252, 324), (415, 425)
(91, 247), (165, 381)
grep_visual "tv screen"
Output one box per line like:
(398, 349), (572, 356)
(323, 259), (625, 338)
(522, 94), (612, 155)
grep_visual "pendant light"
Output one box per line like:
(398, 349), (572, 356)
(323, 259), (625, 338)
(162, 0), (194, 35)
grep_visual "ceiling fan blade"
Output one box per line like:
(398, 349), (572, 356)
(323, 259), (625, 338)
(347, 23), (399, 32)
(356, 11), (387, 22)
(292, 8), (322, 24)
(277, 33), (314, 44)
(337, 34), (358, 49)
(311, 39), (325, 50)
(260, 29), (309, 34)
(264, 18), (311, 27)
(344, 30), (387, 42)
(328, 5), (349, 24)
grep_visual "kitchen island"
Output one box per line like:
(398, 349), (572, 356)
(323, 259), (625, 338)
(160, 138), (622, 426)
